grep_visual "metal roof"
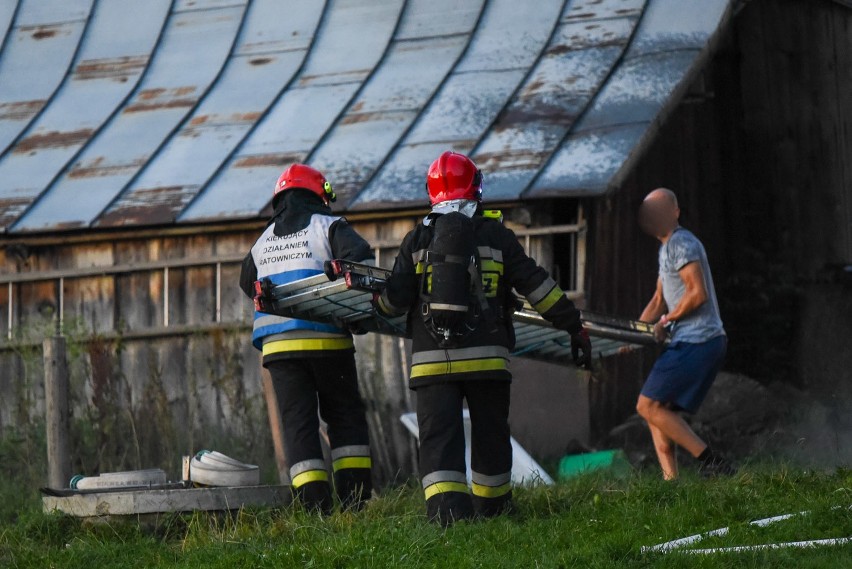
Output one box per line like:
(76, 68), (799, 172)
(0, 0), (733, 234)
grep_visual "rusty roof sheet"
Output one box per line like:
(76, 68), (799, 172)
(0, 0), (733, 234)
(0, 0), (170, 230)
(95, 0), (324, 227)
(0, 0), (93, 157)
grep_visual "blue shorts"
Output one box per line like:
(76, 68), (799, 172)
(641, 335), (727, 414)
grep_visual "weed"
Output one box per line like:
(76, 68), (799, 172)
(0, 466), (849, 568)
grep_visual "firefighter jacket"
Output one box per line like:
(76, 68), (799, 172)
(240, 190), (373, 364)
(378, 213), (582, 388)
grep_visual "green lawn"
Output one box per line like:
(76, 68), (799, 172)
(1, 467), (850, 568)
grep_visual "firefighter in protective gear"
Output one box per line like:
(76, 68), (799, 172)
(376, 151), (592, 525)
(240, 164), (373, 514)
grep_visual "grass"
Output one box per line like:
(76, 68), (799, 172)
(0, 466), (850, 568)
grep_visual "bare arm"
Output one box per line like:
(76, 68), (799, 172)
(666, 262), (708, 322)
(640, 278), (667, 323)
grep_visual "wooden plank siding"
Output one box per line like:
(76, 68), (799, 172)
(584, 0), (852, 438)
(0, 215), (578, 485)
(1, 0), (850, 483)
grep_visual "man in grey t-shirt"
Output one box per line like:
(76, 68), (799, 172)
(635, 188), (733, 480)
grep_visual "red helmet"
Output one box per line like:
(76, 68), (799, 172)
(426, 151), (482, 205)
(274, 164), (336, 203)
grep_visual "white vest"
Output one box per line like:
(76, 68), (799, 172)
(250, 214), (347, 349)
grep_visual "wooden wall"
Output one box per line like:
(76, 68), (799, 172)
(584, 0), (852, 438)
(0, 209), (583, 486)
(4, 0), (848, 481)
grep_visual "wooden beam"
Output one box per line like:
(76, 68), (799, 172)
(42, 485), (292, 517)
(260, 361), (290, 485)
(44, 336), (71, 490)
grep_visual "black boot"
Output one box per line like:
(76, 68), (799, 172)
(697, 448), (736, 478)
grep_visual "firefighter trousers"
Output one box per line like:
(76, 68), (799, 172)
(266, 355), (372, 513)
(416, 380), (513, 525)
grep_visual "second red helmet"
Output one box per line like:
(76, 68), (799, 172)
(274, 164), (336, 203)
(426, 151), (482, 206)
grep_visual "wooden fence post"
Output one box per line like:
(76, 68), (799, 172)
(260, 359), (290, 484)
(44, 336), (71, 490)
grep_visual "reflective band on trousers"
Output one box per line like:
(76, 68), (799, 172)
(262, 337), (354, 356)
(290, 459), (329, 488)
(330, 445), (372, 472)
(422, 470), (469, 499)
(292, 470), (329, 487)
(424, 481), (470, 499)
(332, 457), (372, 472)
(410, 358), (507, 378)
(472, 481), (512, 498)
(471, 471), (512, 498)
(422, 470), (467, 488)
(331, 445), (371, 460)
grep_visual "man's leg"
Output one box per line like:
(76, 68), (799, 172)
(637, 395), (707, 456)
(313, 356), (373, 511)
(416, 382), (473, 526)
(465, 381), (513, 517)
(647, 423), (678, 480)
(267, 359), (333, 514)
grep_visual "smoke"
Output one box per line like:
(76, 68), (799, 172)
(694, 372), (852, 470)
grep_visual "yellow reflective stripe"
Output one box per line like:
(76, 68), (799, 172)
(292, 469), (329, 488)
(471, 481), (512, 498)
(533, 286), (564, 314)
(410, 357), (508, 378)
(377, 294), (400, 315)
(480, 259), (504, 275)
(480, 259), (503, 298)
(262, 337), (354, 355)
(332, 457), (372, 472)
(424, 481), (470, 500)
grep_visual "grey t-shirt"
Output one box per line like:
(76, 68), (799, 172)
(659, 227), (725, 343)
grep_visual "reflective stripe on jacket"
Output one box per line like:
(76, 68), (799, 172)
(245, 213), (366, 362)
(381, 214), (581, 387)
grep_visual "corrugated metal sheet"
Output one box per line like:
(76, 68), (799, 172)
(350, 0), (564, 209)
(0, 0), (170, 231)
(95, 0), (324, 227)
(11, 0), (249, 232)
(0, 0), (734, 233)
(529, 0), (731, 197)
(472, 0), (647, 203)
(0, 0), (93, 155)
(310, 0), (486, 208)
(0, 3), (18, 54)
(180, 0), (404, 222)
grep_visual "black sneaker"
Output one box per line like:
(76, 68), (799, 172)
(698, 453), (737, 478)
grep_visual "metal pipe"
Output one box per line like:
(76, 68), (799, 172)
(0, 226), (587, 286)
(215, 262), (222, 323)
(58, 277), (64, 333)
(163, 267), (169, 327)
(0, 254), (246, 285)
(6, 282), (12, 340)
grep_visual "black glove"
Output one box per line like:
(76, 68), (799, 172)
(570, 327), (592, 369)
(370, 292), (388, 316)
(347, 322), (368, 336)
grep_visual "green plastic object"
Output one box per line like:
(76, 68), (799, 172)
(558, 449), (632, 480)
